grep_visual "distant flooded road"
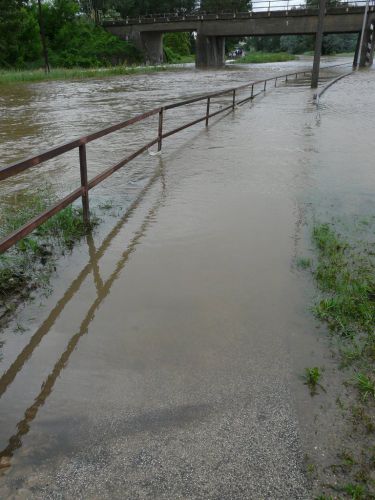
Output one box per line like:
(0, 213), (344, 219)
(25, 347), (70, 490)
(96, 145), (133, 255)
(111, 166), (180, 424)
(1, 58), (374, 498)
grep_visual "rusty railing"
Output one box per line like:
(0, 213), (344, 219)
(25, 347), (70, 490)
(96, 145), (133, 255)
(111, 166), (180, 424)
(0, 63), (351, 255)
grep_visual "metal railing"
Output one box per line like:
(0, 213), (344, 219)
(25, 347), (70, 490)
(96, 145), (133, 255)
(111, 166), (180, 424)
(102, 0), (375, 24)
(0, 63), (351, 255)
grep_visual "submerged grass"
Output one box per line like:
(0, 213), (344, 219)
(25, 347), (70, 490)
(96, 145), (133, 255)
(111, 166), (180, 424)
(236, 52), (296, 64)
(306, 222), (375, 497)
(0, 64), (188, 85)
(0, 192), (97, 324)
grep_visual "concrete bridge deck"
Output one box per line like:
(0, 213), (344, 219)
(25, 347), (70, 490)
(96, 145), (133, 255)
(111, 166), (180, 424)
(104, 6), (371, 35)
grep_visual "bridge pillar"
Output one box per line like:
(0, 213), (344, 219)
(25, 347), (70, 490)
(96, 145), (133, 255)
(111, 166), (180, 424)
(196, 34), (225, 69)
(359, 16), (375, 67)
(140, 32), (164, 65)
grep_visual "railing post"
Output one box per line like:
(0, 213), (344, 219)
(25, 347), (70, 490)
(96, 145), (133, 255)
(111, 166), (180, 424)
(79, 144), (90, 224)
(206, 97), (210, 126)
(275, 77), (277, 87)
(264, 80), (267, 92)
(158, 108), (164, 152)
(251, 84), (254, 99)
(232, 89), (236, 109)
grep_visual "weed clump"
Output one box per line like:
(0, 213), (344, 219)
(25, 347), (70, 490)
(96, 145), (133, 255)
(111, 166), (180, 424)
(304, 367), (323, 395)
(0, 193), (97, 324)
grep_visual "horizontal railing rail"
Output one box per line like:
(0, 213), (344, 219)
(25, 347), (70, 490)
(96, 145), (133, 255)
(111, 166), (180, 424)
(0, 62), (351, 255)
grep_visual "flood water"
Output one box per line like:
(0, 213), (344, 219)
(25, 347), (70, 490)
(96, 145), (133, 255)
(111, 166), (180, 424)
(0, 58), (374, 498)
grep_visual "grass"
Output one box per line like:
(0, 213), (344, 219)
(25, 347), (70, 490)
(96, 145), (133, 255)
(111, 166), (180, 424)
(304, 367), (323, 395)
(0, 192), (97, 324)
(306, 222), (375, 497)
(235, 52), (296, 64)
(312, 224), (375, 338)
(355, 373), (375, 401)
(297, 257), (312, 269)
(0, 63), (189, 85)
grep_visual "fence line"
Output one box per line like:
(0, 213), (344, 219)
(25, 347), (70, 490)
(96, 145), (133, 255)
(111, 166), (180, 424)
(0, 62), (351, 255)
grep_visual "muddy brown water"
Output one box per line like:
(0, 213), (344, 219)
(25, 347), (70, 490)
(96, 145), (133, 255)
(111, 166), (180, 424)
(0, 58), (374, 498)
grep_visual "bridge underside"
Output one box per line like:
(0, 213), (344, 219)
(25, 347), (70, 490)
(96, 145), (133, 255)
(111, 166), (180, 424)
(104, 8), (375, 69)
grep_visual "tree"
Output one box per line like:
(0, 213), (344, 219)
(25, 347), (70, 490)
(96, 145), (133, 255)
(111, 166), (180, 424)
(0, 0), (41, 67)
(164, 32), (191, 55)
(110, 0), (197, 18)
(200, 0), (250, 12)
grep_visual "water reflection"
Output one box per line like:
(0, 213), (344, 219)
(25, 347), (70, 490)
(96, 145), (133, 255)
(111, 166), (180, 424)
(0, 160), (165, 469)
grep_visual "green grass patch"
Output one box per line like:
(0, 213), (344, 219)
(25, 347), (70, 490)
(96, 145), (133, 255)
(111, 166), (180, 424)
(0, 64), (188, 85)
(0, 192), (97, 324)
(304, 366), (323, 395)
(297, 257), (312, 269)
(235, 52), (296, 64)
(308, 222), (375, 497)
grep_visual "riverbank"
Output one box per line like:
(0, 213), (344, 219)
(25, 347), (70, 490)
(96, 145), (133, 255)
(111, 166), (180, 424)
(0, 64), (190, 85)
(0, 53), (298, 85)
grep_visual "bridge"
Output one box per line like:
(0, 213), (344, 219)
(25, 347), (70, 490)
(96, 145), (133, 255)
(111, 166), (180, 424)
(103, 1), (375, 68)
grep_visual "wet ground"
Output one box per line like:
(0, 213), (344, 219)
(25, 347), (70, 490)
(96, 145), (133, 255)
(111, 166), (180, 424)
(0, 58), (374, 498)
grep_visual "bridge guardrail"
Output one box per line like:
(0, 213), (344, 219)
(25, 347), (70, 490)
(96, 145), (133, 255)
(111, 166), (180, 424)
(0, 63), (351, 255)
(102, 0), (375, 24)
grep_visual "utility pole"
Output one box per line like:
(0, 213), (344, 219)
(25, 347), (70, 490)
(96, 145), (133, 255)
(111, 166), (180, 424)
(356, 0), (370, 68)
(37, 0), (50, 74)
(311, 0), (326, 88)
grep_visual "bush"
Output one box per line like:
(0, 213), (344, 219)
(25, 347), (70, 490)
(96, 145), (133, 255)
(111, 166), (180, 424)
(49, 20), (142, 68)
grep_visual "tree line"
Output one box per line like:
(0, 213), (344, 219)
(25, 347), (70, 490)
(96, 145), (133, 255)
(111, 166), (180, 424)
(0, 0), (355, 70)
(0, 0), (250, 69)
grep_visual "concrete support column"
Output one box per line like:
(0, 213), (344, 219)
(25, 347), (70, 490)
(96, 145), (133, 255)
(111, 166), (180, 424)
(311, 0), (326, 88)
(359, 16), (375, 67)
(196, 34), (225, 69)
(139, 31), (164, 65)
(128, 31), (164, 65)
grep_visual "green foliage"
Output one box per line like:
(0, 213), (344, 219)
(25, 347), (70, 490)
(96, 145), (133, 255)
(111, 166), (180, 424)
(245, 36), (282, 53)
(310, 222), (375, 499)
(342, 483), (366, 499)
(0, 0), (41, 67)
(297, 257), (312, 269)
(355, 373), (375, 401)
(0, 64), (181, 85)
(278, 33), (356, 55)
(236, 52), (295, 63)
(312, 224), (375, 337)
(0, 0), (142, 69)
(163, 32), (194, 63)
(322, 34), (357, 55)
(200, 0), (251, 12)
(0, 190), (97, 320)
(164, 32), (191, 57)
(280, 35), (315, 54)
(49, 19), (141, 67)
(110, 0), (196, 17)
(163, 46), (194, 63)
(304, 367), (322, 395)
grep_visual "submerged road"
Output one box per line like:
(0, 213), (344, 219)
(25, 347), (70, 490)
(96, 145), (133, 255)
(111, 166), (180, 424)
(1, 60), (374, 498)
